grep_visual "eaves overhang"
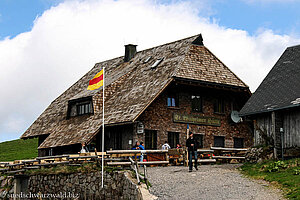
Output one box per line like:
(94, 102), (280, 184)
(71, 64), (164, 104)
(239, 103), (300, 117)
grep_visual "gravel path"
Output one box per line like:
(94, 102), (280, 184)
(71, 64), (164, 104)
(146, 164), (285, 200)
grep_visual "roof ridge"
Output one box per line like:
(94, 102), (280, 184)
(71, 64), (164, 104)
(287, 44), (300, 49)
(93, 34), (200, 65)
(136, 34), (200, 54)
(240, 44), (300, 116)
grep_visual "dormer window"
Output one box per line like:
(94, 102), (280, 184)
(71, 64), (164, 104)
(77, 102), (92, 115)
(67, 97), (93, 118)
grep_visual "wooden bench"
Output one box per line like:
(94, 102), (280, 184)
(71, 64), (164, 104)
(168, 149), (184, 165)
(36, 155), (70, 164)
(68, 155), (98, 164)
(0, 162), (9, 168)
(7, 163), (24, 169)
(22, 160), (38, 164)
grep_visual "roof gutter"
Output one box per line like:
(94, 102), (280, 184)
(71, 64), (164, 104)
(173, 77), (251, 94)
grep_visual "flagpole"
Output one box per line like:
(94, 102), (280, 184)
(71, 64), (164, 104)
(101, 67), (105, 188)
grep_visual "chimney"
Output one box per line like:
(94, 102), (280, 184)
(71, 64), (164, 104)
(192, 34), (203, 45)
(124, 44), (137, 62)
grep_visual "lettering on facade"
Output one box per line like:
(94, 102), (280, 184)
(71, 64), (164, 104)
(173, 113), (221, 127)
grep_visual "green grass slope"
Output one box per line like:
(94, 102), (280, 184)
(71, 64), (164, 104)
(240, 158), (300, 200)
(0, 138), (38, 162)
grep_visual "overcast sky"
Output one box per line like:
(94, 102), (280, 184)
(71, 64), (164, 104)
(1, 0), (300, 142)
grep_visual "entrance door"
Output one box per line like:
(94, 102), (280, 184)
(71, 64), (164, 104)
(103, 129), (122, 150)
(112, 131), (122, 149)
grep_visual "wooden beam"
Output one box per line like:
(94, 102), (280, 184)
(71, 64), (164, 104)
(107, 150), (168, 154)
(210, 147), (248, 151)
(197, 149), (214, 153)
(107, 161), (169, 166)
(213, 156), (245, 159)
(199, 159), (216, 163)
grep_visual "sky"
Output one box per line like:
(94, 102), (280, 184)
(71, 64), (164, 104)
(1, 0), (300, 142)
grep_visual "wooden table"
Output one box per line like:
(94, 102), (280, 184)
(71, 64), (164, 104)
(210, 147), (248, 163)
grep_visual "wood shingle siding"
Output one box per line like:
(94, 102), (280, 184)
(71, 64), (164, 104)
(283, 109), (300, 148)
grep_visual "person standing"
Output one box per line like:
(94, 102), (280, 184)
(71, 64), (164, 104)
(186, 132), (198, 172)
(162, 141), (171, 150)
(132, 141), (140, 150)
(79, 142), (89, 153)
(139, 141), (145, 162)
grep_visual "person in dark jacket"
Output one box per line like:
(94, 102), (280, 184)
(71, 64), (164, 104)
(186, 132), (198, 172)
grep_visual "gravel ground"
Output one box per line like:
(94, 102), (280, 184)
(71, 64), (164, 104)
(146, 164), (286, 200)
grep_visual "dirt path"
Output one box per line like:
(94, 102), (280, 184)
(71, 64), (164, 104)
(146, 164), (285, 200)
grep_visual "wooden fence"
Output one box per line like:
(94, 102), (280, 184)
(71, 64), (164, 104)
(0, 147), (248, 175)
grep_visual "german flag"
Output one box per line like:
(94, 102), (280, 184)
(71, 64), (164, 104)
(87, 69), (104, 90)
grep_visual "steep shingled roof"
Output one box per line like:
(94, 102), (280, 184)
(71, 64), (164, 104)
(21, 34), (249, 149)
(240, 45), (300, 116)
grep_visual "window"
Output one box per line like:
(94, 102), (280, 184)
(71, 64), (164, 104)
(167, 94), (178, 107)
(214, 98), (225, 113)
(77, 102), (92, 115)
(168, 132), (179, 148)
(214, 136), (225, 147)
(144, 56), (152, 63)
(151, 58), (164, 69)
(145, 130), (157, 149)
(234, 138), (244, 148)
(193, 134), (203, 148)
(191, 95), (202, 112)
(67, 97), (93, 118)
(231, 101), (239, 111)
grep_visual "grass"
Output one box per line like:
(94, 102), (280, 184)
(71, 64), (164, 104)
(240, 158), (300, 200)
(0, 138), (38, 162)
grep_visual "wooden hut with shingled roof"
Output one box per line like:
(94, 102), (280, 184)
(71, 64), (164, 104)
(240, 44), (300, 158)
(21, 34), (252, 156)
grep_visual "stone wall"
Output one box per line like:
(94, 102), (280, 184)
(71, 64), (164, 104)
(0, 170), (143, 200)
(137, 83), (253, 149)
(0, 176), (14, 199)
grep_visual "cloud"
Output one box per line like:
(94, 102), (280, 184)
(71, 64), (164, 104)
(0, 0), (300, 142)
(242, 0), (300, 3)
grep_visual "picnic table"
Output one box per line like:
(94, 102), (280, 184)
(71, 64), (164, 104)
(184, 149), (216, 166)
(210, 147), (248, 163)
(168, 149), (184, 165)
